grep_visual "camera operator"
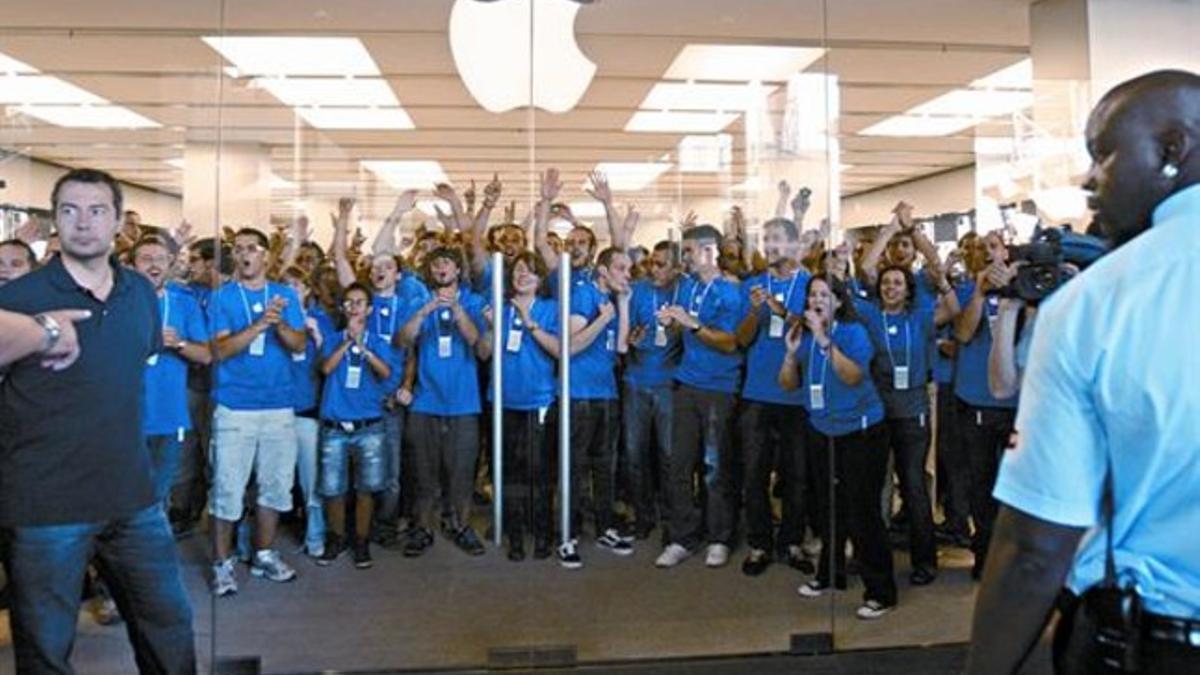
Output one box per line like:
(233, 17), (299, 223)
(967, 69), (1200, 674)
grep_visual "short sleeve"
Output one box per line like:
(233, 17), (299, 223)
(537, 300), (560, 337)
(570, 285), (598, 322)
(213, 288), (235, 336)
(706, 282), (741, 332)
(280, 287), (305, 330)
(993, 299), (1105, 528)
(836, 321), (874, 369)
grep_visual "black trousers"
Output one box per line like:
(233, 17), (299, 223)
(500, 409), (552, 544)
(740, 401), (808, 552)
(547, 399), (618, 540)
(667, 384), (737, 550)
(806, 421), (897, 606)
(407, 413), (480, 530)
(957, 401), (1016, 572)
(884, 414), (937, 570)
(936, 386), (970, 534)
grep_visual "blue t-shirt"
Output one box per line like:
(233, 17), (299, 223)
(548, 266), (593, 298)
(143, 285), (209, 436)
(953, 281), (1017, 409)
(568, 282), (618, 401)
(319, 330), (399, 422)
(796, 321), (885, 436)
(624, 280), (682, 389)
(487, 298), (560, 410)
(673, 275), (743, 394)
(859, 302), (935, 419)
(409, 289), (487, 416)
(291, 303), (335, 414)
(740, 270), (809, 406)
(212, 281), (305, 410)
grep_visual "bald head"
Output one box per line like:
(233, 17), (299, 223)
(1084, 69), (1200, 246)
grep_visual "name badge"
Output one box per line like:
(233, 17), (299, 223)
(506, 329), (523, 353)
(654, 324), (668, 347)
(345, 365), (362, 390)
(291, 351), (306, 363)
(768, 313), (785, 338)
(146, 354), (159, 366)
(809, 383), (825, 411)
(438, 334), (453, 358)
(893, 365), (910, 391)
(605, 329), (615, 352)
(249, 332), (266, 356)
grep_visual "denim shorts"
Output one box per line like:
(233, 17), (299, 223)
(319, 422), (387, 497)
(209, 405), (297, 521)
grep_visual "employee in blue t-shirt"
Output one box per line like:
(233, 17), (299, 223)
(654, 225), (743, 571)
(209, 228), (307, 596)
(398, 246), (487, 558)
(952, 230), (1018, 579)
(734, 217), (811, 576)
(477, 251), (561, 562)
(315, 282), (397, 570)
(623, 240), (682, 542)
(781, 273), (897, 620)
(132, 237), (212, 505)
(859, 264), (959, 587)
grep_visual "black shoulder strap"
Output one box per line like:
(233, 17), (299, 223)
(1102, 458), (1117, 586)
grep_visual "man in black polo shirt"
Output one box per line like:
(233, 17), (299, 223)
(0, 168), (195, 674)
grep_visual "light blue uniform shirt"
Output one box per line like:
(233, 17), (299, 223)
(993, 184), (1200, 620)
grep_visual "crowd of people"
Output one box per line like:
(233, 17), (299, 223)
(2, 165), (1035, 624)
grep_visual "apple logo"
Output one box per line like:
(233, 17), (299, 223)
(449, 0), (597, 114)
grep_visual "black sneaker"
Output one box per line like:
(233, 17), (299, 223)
(785, 544), (816, 575)
(910, 566), (937, 586)
(557, 539), (583, 570)
(403, 527), (434, 558)
(507, 538), (526, 562)
(316, 536), (346, 567)
(353, 540), (373, 569)
(596, 528), (634, 556)
(741, 548), (771, 577)
(533, 538), (552, 560)
(453, 525), (486, 556)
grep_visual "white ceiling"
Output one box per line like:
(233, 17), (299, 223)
(0, 0), (1033, 220)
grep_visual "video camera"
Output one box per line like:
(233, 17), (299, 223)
(994, 226), (1109, 303)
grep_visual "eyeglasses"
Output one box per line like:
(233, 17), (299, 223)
(233, 245), (262, 255)
(342, 298), (369, 308)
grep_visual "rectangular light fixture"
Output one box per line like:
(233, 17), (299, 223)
(971, 58), (1033, 89)
(625, 110), (739, 134)
(202, 37), (379, 77)
(567, 201), (608, 218)
(293, 107), (414, 130)
(16, 104), (160, 129)
(253, 77), (399, 107)
(0, 75), (105, 105)
(164, 158), (185, 169)
(592, 162), (672, 191)
(640, 82), (778, 112)
(910, 89), (1033, 118)
(664, 45), (826, 82)
(0, 53), (36, 74)
(362, 161), (448, 190)
(859, 115), (977, 137)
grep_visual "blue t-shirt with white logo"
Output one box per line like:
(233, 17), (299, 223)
(568, 282), (618, 401)
(740, 270), (809, 406)
(673, 275), (743, 395)
(953, 280), (1017, 409)
(796, 320), (885, 436)
(212, 281), (305, 410)
(487, 298), (560, 410)
(291, 303), (335, 414)
(143, 284), (209, 436)
(859, 301), (935, 419)
(624, 280), (681, 389)
(410, 289), (487, 416)
(319, 330), (399, 422)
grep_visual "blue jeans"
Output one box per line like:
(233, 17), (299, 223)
(319, 423), (387, 497)
(146, 434), (184, 505)
(621, 383), (673, 531)
(294, 416), (325, 554)
(1, 504), (195, 674)
(373, 407), (405, 534)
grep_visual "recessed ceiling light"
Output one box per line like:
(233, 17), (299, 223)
(567, 201), (607, 218)
(859, 115), (978, 137)
(640, 82), (778, 112)
(202, 37), (380, 77)
(293, 107), (414, 130)
(625, 110), (739, 134)
(17, 105), (160, 129)
(361, 160), (448, 189)
(664, 45), (825, 82)
(0, 75), (104, 105)
(592, 162), (673, 191)
(253, 77), (399, 107)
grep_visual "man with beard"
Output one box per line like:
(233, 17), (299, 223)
(209, 227), (306, 596)
(967, 69), (1200, 674)
(860, 201), (947, 309)
(398, 246), (488, 557)
(0, 168), (195, 673)
(734, 217), (812, 576)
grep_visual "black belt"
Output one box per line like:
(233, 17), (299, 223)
(322, 418), (382, 433)
(1145, 612), (1200, 648)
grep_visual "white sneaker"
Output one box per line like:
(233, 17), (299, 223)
(797, 580), (826, 598)
(210, 558), (238, 597)
(655, 543), (691, 568)
(705, 543), (730, 568)
(250, 549), (297, 583)
(557, 539), (583, 570)
(856, 599), (895, 620)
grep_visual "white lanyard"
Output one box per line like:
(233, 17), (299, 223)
(159, 290), (171, 329)
(689, 278), (715, 316)
(808, 322), (838, 390)
(881, 310), (911, 368)
(654, 282), (680, 311)
(376, 294), (398, 337)
(434, 289), (461, 338)
(237, 283), (268, 326)
(767, 271), (800, 309)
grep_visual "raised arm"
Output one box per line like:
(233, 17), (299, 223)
(331, 197), (357, 289)
(373, 190), (417, 257)
(469, 174), (503, 279)
(585, 170), (622, 250)
(860, 204), (906, 287)
(534, 168), (563, 272)
(775, 180), (792, 219)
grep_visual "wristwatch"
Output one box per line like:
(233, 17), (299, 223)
(34, 313), (62, 352)
(175, 340), (188, 352)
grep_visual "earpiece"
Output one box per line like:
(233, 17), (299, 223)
(1162, 163), (1180, 179)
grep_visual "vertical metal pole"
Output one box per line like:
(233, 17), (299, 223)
(558, 251), (572, 545)
(491, 252), (504, 546)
